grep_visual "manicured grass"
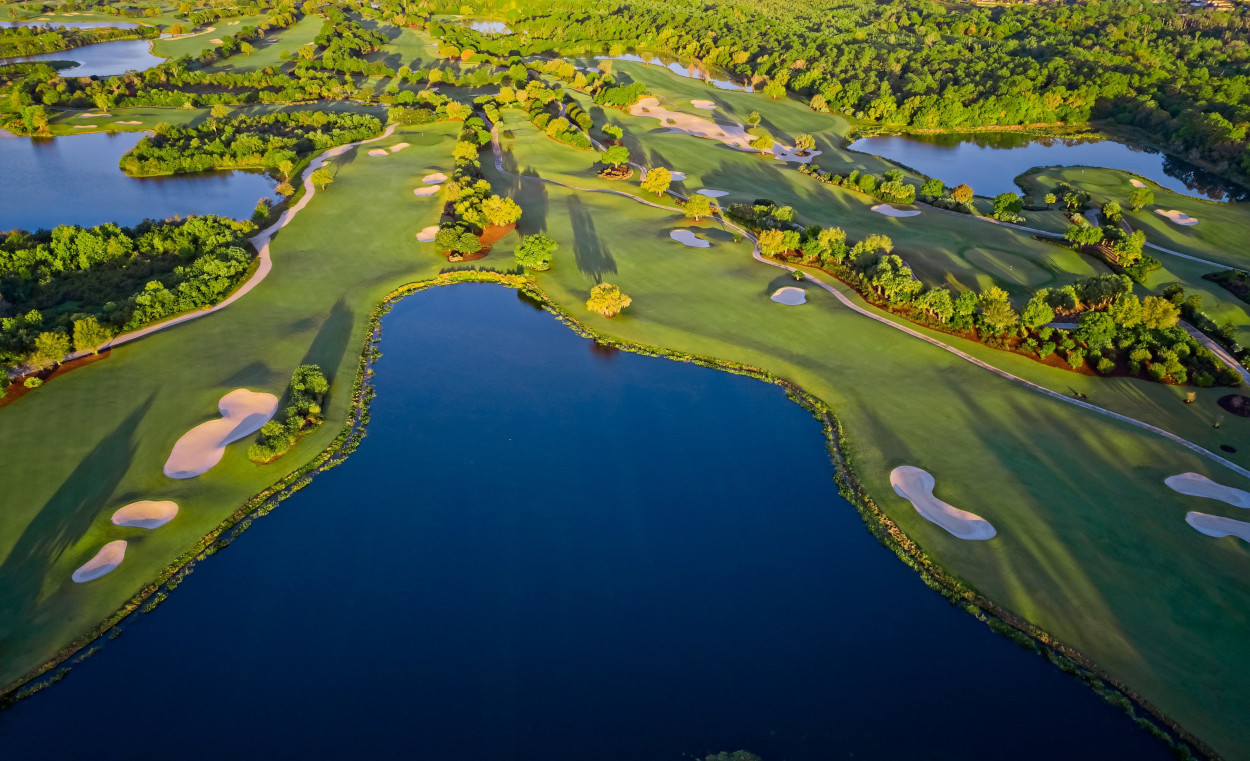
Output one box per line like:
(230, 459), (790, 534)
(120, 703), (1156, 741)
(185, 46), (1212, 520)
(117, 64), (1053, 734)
(6, 72), (1250, 761)
(202, 15), (325, 74)
(150, 14), (267, 61)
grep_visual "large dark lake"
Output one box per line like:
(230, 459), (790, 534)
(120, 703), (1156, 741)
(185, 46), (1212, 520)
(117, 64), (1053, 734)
(0, 132), (278, 231)
(0, 285), (1172, 760)
(0, 38), (162, 76)
(850, 133), (1248, 202)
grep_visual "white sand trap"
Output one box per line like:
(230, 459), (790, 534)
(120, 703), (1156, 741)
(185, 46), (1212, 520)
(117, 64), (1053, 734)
(771, 286), (806, 305)
(1130, 179), (1147, 188)
(76, 112), (109, 118)
(72, 125), (96, 129)
(114, 120), (143, 125)
(209, 38), (223, 44)
(1165, 472), (1250, 508)
(670, 171), (687, 181)
(367, 148), (388, 157)
(890, 466), (997, 540)
(1185, 512), (1250, 544)
(629, 97), (754, 150)
(697, 188), (728, 197)
(72, 540), (127, 583)
(416, 225), (439, 242)
(422, 172), (447, 183)
(872, 204), (921, 218)
(164, 389), (279, 479)
(1156, 209), (1198, 226)
(112, 500), (179, 529)
(389, 142), (410, 153)
(771, 144), (823, 164)
(413, 186), (440, 197)
(227, 20), (240, 25)
(690, 99), (716, 109)
(670, 229), (710, 248)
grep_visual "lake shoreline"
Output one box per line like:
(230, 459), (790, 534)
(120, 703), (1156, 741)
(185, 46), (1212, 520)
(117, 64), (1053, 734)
(0, 269), (1208, 760)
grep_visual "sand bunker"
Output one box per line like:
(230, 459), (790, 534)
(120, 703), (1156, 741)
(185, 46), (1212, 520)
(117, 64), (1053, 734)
(890, 466), (997, 540)
(1130, 179), (1147, 188)
(670, 229), (710, 248)
(416, 225), (439, 242)
(690, 99), (716, 110)
(1156, 209), (1198, 226)
(73, 125), (96, 129)
(872, 204), (921, 218)
(367, 148), (389, 157)
(697, 189), (728, 197)
(111, 500), (179, 529)
(164, 389), (279, 479)
(389, 142), (410, 153)
(770, 286), (806, 305)
(72, 540), (127, 583)
(629, 97), (755, 150)
(1185, 512), (1250, 544)
(413, 186), (440, 197)
(423, 172), (447, 183)
(1165, 472), (1250, 508)
(771, 144), (823, 164)
(76, 112), (109, 118)
(209, 38), (223, 44)
(227, 20), (240, 25)
(114, 120), (143, 125)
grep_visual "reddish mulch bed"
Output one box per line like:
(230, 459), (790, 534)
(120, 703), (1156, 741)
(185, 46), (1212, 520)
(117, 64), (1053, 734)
(447, 223), (516, 262)
(0, 350), (111, 409)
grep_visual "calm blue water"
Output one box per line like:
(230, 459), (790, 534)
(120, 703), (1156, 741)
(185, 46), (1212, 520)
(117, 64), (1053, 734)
(0, 286), (1172, 760)
(850, 134), (1248, 202)
(0, 38), (161, 75)
(0, 132), (279, 231)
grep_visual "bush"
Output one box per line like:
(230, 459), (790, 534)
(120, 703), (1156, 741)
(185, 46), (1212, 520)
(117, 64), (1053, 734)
(248, 365), (329, 463)
(1096, 357), (1116, 375)
(1147, 363), (1168, 381)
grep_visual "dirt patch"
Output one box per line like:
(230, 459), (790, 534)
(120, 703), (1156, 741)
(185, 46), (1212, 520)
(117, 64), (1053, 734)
(446, 223), (515, 262)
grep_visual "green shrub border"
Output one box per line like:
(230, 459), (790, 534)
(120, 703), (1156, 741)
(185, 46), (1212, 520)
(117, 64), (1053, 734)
(0, 271), (1213, 760)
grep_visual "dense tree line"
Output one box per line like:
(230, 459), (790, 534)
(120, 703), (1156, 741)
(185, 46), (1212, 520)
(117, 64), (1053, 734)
(0, 216), (256, 369)
(120, 109), (381, 176)
(0, 23), (154, 57)
(428, 0), (1250, 185)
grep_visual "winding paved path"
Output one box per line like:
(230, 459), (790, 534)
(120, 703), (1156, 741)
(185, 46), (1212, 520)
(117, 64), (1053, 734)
(490, 126), (1250, 480)
(9, 124), (398, 378)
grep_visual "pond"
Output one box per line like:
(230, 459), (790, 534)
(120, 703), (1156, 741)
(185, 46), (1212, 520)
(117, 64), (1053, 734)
(849, 133), (1248, 202)
(0, 131), (280, 231)
(0, 285), (1172, 760)
(467, 20), (510, 34)
(597, 53), (753, 92)
(0, 38), (162, 76)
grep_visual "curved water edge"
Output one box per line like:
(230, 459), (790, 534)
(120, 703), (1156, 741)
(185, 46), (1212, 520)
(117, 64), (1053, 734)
(0, 272), (1202, 759)
(0, 131), (280, 231)
(849, 133), (1249, 203)
(0, 38), (162, 76)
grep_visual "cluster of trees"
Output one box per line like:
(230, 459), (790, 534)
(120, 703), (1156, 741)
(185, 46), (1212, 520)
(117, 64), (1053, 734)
(247, 364), (330, 463)
(798, 165), (917, 205)
(432, 114), (522, 258)
(514, 233), (557, 271)
(0, 22), (153, 57)
(917, 178), (975, 214)
(432, 0), (1250, 186)
(121, 110), (382, 177)
(727, 200), (1234, 386)
(586, 282), (631, 317)
(0, 216), (256, 371)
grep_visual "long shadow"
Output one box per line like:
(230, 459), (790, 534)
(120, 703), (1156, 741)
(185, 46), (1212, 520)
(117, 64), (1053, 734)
(569, 195), (616, 281)
(0, 395), (155, 638)
(517, 167), (549, 233)
(299, 297), (354, 383)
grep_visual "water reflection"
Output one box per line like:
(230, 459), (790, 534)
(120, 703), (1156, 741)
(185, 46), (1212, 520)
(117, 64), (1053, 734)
(0, 38), (162, 76)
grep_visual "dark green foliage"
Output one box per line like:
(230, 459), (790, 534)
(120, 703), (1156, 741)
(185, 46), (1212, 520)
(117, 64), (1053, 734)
(247, 364), (329, 463)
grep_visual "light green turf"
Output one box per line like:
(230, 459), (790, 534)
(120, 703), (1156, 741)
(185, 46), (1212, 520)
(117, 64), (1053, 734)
(203, 14), (324, 73)
(151, 14), (268, 61)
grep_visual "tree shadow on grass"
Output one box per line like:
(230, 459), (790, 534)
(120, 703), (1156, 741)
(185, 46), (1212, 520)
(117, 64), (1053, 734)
(569, 195), (616, 282)
(299, 297), (354, 383)
(0, 394), (154, 640)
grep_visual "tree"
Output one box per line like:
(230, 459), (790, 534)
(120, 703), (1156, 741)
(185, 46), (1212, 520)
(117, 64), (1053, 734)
(453, 140), (479, 162)
(641, 167), (672, 196)
(1108, 294), (1143, 329)
(1075, 311), (1116, 351)
(209, 103), (229, 134)
(915, 287), (955, 323)
(1128, 186), (1154, 211)
(515, 234), (557, 271)
(951, 184), (974, 203)
(1141, 296), (1180, 330)
(809, 94), (828, 112)
(310, 167), (334, 190)
(978, 286), (1018, 335)
(586, 282), (631, 317)
(683, 194), (713, 221)
(762, 81), (786, 99)
(29, 331), (70, 370)
(1102, 200), (1122, 224)
(482, 195), (522, 227)
(454, 231), (481, 255)
(602, 144), (630, 167)
(72, 317), (111, 355)
(1064, 224), (1104, 248)
(992, 192), (1023, 220)
(1020, 290), (1055, 330)
(920, 177), (944, 198)
(750, 133), (774, 151)
(757, 229), (788, 257)
(1044, 192), (1057, 206)
(745, 111), (761, 128)
(240, 41), (254, 56)
(793, 133), (815, 154)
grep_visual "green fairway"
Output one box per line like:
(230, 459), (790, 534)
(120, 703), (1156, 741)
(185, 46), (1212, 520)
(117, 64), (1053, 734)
(202, 15), (325, 73)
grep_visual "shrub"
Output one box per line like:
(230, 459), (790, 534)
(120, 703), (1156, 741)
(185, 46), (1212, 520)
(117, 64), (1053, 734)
(248, 365), (329, 463)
